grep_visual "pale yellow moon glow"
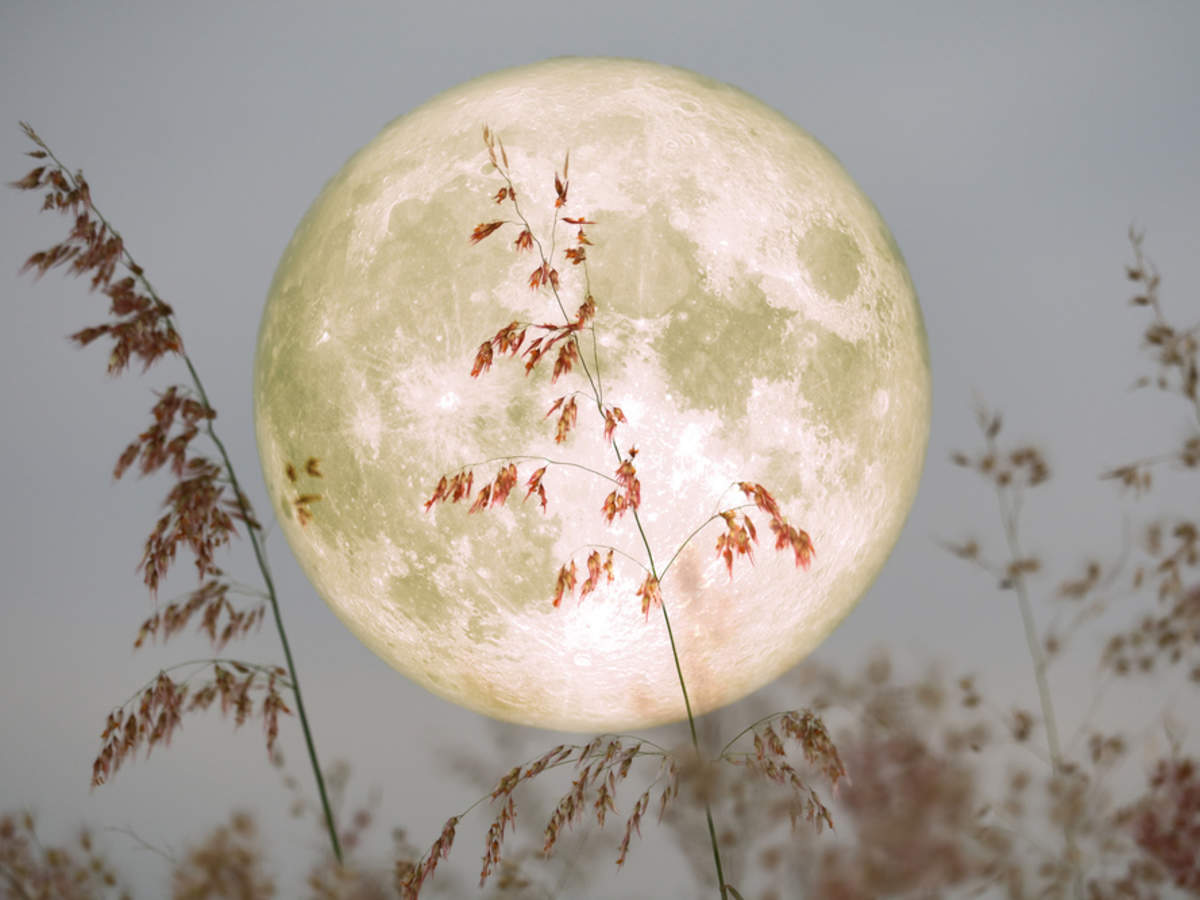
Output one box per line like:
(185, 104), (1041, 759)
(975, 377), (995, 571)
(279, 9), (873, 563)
(254, 57), (931, 731)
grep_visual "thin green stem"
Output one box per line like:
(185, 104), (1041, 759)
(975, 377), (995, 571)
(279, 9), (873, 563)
(179, 321), (345, 868)
(492, 148), (728, 896)
(994, 480), (1079, 899)
(995, 487), (1063, 769)
(26, 127), (344, 866)
(656, 591), (727, 898)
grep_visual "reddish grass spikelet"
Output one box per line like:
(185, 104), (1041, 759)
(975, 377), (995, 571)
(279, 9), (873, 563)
(140, 457), (238, 595)
(132, 578), (265, 651)
(489, 463), (519, 507)
(470, 339), (493, 377)
(726, 710), (843, 833)
(493, 320), (526, 356)
(602, 493), (624, 522)
(636, 574), (662, 619)
(552, 560), (577, 608)
(260, 671), (291, 755)
(574, 294), (596, 327)
(91, 664), (291, 788)
(601, 449), (642, 524)
(472, 320), (530, 377)
(738, 480), (782, 520)
(294, 492), (322, 527)
(735, 481), (815, 570)
(529, 262), (560, 291)
(603, 405), (627, 442)
(524, 466), (548, 511)
(715, 510), (757, 578)
(522, 335), (546, 372)
(423, 469), (474, 512)
(616, 790), (650, 867)
(545, 395), (579, 443)
(481, 124), (503, 169)
(552, 339), (578, 382)
(580, 549), (616, 600)
(468, 483), (492, 514)
(470, 221), (504, 244)
(563, 216), (595, 247)
(772, 518), (815, 570)
(478, 795), (516, 886)
(779, 710), (847, 786)
(398, 815), (459, 900)
(554, 152), (569, 208)
(114, 385), (214, 480)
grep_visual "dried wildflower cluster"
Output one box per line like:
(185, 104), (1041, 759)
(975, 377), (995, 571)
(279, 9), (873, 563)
(721, 711), (846, 832)
(13, 125), (344, 863)
(1099, 518), (1200, 681)
(91, 663), (291, 787)
(427, 127), (814, 621)
(132, 579), (265, 651)
(396, 737), (678, 899)
(950, 409), (1050, 491)
(930, 233), (1200, 898)
(1092, 233), (1200, 680)
(659, 655), (1198, 899)
(10, 128), (266, 625)
(171, 812), (275, 900)
(11, 124), (180, 373)
(413, 128), (827, 897)
(1129, 755), (1200, 892)
(1057, 236), (1200, 683)
(11, 128), (257, 602)
(1125, 228), (1200, 419)
(285, 455), (325, 527)
(946, 410), (1050, 594)
(0, 812), (129, 900)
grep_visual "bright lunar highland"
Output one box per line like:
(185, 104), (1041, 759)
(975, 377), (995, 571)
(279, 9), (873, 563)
(254, 57), (932, 731)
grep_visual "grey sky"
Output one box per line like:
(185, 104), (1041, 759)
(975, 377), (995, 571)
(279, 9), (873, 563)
(2, 2), (1198, 896)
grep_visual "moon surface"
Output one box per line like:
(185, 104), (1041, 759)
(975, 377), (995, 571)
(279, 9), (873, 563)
(254, 57), (931, 731)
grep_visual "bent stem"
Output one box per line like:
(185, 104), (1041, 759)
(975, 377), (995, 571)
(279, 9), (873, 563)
(491, 145), (731, 895)
(157, 297), (344, 868)
(624, 495), (727, 897)
(24, 128), (343, 866)
(991, 469), (1080, 899)
(657, 596), (729, 900)
(995, 486), (1062, 767)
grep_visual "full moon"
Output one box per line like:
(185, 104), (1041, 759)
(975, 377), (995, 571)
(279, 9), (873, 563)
(254, 58), (931, 731)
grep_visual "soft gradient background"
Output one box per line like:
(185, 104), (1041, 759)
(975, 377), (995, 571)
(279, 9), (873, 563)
(2, 2), (1198, 896)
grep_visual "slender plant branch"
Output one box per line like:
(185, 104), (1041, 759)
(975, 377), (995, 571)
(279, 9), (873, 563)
(986, 442), (1081, 899)
(495, 145), (731, 898)
(16, 125), (343, 866)
(995, 486), (1064, 770)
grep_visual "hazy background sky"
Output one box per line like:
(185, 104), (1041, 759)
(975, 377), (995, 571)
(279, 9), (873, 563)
(2, 2), (1198, 896)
